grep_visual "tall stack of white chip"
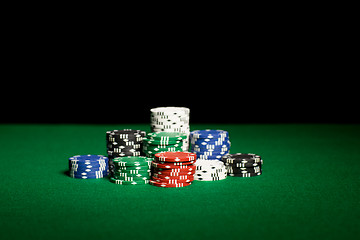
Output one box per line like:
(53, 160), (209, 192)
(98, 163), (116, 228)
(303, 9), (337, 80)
(194, 160), (227, 181)
(150, 107), (190, 151)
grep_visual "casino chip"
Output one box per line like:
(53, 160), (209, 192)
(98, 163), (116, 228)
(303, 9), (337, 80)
(190, 130), (230, 160)
(142, 132), (187, 158)
(194, 160), (227, 181)
(150, 107), (190, 151)
(68, 155), (109, 179)
(222, 153), (263, 177)
(149, 151), (196, 188)
(106, 129), (146, 176)
(110, 156), (152, 184)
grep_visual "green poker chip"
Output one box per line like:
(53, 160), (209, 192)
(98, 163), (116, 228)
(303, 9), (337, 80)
(110, 177), (149, 185)
(115, 165), (150, 171)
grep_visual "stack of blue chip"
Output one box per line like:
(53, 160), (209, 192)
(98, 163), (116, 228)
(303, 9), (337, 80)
(190, 130), (230, 160)
(69, 155), (109, 179)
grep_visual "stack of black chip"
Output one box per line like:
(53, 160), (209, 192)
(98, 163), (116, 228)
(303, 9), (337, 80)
(221, 153), (263, 177)
(106, 129), (146, 176)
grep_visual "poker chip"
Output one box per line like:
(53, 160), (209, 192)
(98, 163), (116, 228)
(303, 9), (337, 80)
(226, 166), (262, 174)
(190, 130), (230, 160)
(194, 160), (227, 181)
(228, 172), (262, 177)
(149, 180), (192, 188)
(149, 151), (196, 188)
(222, 153), (262, 164)
(151, 160), (195, 168)
(113, 156), (152, 167)
(222, 153), (263, 177)
(106, 129), (146, 176)
(150, 107), (190, 151)
(152, 173), (194, 180)
(110, 156), (151, 184)
(155, 152), (197, 162)
(151, 177), (193, 183)
(110, 177), (150, 185)
(68, 155), (109, 179)
(142, 132), (187, 157)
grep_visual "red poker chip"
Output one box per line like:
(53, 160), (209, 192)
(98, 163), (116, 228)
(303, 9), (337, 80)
(152, 160), (196, 166)
(152, 166), (195, 172)
(149, 180), (192, 188)
(151, 162), (196, 169)
(152, 171), (194, 176)
(155, 152), (197, 162)
(152, 173), (194, 180)
(151, 177), (193, 184)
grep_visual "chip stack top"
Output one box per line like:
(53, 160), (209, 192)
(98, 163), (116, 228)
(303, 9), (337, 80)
(150, 107), (190, 151)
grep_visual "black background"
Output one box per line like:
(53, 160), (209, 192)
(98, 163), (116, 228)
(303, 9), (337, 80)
(2, 28), (358, 124)
(2, 70), (358, 124)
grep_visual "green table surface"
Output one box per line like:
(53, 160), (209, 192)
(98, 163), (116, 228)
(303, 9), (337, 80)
(1, 124), (359, 240)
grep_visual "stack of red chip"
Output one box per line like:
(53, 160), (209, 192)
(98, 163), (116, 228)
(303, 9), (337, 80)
(150, 152), (197, 188)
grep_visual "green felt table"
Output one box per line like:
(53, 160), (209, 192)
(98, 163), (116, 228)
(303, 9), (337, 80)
(0, 124), (359, 240)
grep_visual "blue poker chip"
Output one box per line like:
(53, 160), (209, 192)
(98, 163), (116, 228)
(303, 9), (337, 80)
(69, 169), (108, 174)
(190, 136), (229, 145)
(68, 155), (109, 179)
(69, 171), (108, 178)
(69, 162), (109, 169)
(190, 130), (229, 139)
(191, 142), (230, 151)
(193, 149), (229, 160)
(69, 155), (108, 162)
(69, 167), (108, 173)
(197, 155), (224, 160)
(191, 146), (230, 153)
(70, 174), (106, 179)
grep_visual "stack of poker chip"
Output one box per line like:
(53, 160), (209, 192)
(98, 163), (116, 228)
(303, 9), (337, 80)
(68, 154), (108, 179)
(150, 107), (190, 151)
(110, 156), (152, 185)
(190, 130), (230, 160)
(150, 152), (197, 188)
(194, 160), (227, 181)
(221, 153), (263, 177)
(106, 129), (146, 175)
(142, 132), (187, 158)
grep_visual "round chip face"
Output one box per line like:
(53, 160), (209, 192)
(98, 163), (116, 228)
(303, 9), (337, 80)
(69, 155), (108, 162)
(150, 107), (190, 114)
(190, 130), (228, 139)
(155, 152), (197, 162)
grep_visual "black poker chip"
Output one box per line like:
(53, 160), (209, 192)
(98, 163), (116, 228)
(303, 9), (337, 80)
(228, 171), (262, 177)
(226, 166), (261, 174)
(221, 153), (262, 164)
(224, 161), (262, 168)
